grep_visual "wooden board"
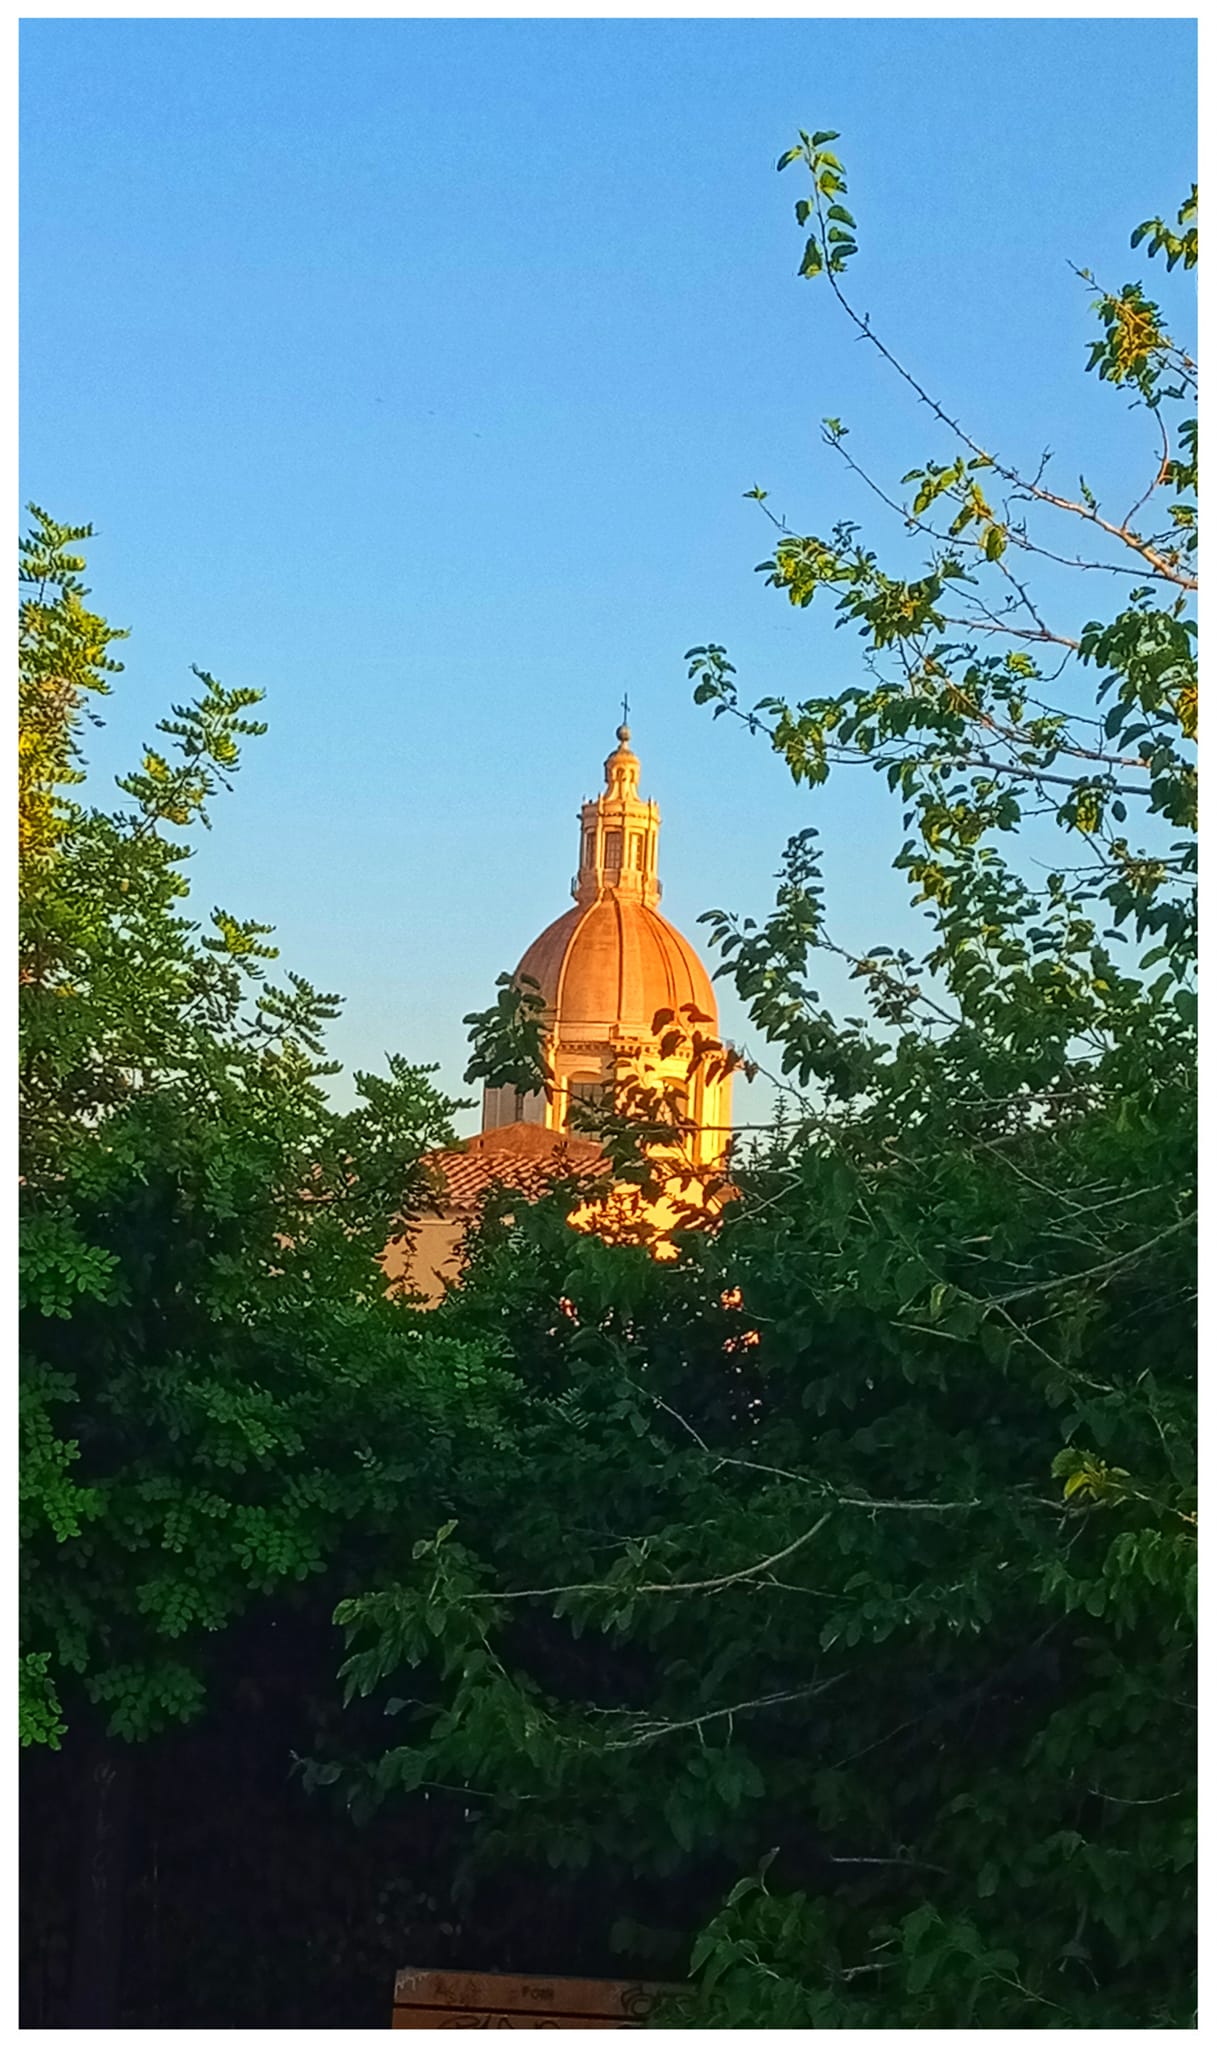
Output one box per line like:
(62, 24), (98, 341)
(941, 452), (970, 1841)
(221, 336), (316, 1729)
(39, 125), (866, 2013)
(393, 1969), (678, 2029)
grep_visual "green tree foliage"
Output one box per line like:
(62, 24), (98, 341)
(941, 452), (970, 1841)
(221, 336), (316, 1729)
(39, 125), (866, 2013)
(18, 508), (127, 871)
(330, 142), (1196, 2027)
(463, 971), (551, 1100)
(18, 509), (509, 1756)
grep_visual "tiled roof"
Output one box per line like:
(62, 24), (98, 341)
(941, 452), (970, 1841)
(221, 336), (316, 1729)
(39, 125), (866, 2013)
(420, 1123), (608, 1219)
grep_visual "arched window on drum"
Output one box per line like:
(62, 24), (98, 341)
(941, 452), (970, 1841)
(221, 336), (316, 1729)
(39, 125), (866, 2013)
(567, 1072), (607, 1128)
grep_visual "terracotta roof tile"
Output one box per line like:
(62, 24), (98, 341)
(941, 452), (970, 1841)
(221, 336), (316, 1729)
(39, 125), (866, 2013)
(421, 1123), (608, 1219)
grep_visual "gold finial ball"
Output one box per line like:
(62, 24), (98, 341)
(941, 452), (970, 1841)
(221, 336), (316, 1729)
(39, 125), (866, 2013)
(616, 723), (631, 743)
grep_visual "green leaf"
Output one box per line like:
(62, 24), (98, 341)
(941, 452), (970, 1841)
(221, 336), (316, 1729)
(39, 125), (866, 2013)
(798, 236), (824, 279)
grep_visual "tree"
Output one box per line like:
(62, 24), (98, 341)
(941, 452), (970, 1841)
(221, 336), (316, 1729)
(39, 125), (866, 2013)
(18, 509), (511, 2020)
(330, 140), (1196, 2027)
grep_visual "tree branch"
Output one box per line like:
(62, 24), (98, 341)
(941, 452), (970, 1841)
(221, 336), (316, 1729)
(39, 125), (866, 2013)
(597, 1675), (847, 1750)
(814, 213), (1197, 591)
(471, 1512), (833, 1605)
(988, 1213), (1194, 1306)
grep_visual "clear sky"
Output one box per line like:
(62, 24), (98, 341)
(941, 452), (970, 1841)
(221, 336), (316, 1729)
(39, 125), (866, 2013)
(20, 17), (1196, 1131)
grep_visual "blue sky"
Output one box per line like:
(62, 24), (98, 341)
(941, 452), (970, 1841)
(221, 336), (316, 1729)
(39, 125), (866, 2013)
(20, 17), (1196, 1130)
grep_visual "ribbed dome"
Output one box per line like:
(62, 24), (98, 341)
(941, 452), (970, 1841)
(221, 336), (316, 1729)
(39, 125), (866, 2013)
(516, 895), (718, 1039)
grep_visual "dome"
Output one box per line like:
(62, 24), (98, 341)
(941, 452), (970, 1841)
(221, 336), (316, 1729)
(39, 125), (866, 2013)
(516, 895), (718, 1041)
(478, 722), (732, 1166)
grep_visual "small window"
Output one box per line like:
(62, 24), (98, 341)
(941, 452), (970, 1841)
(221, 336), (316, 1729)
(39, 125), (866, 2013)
(603, 829), (623, 870)
(629, 832), (645, 868)
(567, 1075), (608, 1128)
(581, 829), (595, 868)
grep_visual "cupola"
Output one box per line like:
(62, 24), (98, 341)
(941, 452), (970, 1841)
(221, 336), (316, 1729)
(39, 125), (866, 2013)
(573, 725), (662, 910)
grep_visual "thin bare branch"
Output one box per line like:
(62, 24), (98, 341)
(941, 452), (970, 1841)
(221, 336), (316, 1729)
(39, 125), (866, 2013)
(986, 1214), (1194, 1306)
(813, 204), (1197, 591)
(470, 1512), (833, 1605)
(598, 1675), (846, 1750)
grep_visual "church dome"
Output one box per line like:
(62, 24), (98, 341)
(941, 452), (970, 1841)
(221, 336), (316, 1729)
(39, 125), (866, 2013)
(517, 896), (718, 1040)
(479, 720), (732, 1164)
